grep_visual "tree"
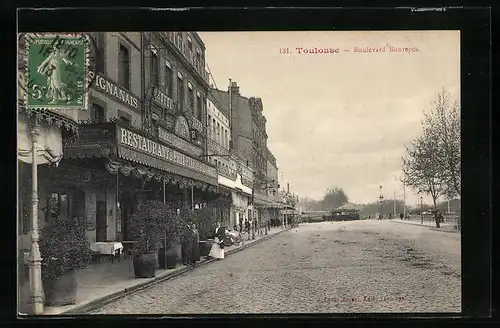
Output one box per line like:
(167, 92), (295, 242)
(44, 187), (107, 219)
(403, 132), (447, 228)
(320, 187), (349, 210)
(422, 89), (461, 199)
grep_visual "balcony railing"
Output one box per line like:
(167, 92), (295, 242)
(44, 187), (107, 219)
(217, 164), (237, 180)
(207, 137), (229, 156)
(241, 176), (253, 189)
(189, 117), (203, 133)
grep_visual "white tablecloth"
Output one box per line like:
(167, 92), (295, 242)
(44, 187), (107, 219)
(90, 242), (124, 256)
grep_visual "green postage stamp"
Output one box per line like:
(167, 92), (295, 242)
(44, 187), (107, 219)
(20, 33), (93, 111)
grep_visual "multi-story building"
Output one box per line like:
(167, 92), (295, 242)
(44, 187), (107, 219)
(20, 32), (225, 251)
(19, 32), (144, 251)
(210, 81), (282, 228)
(207, 89), (253, 228)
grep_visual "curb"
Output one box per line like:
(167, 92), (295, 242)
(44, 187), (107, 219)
(390, 220), (459, 233)
(61, 228), (290, 315)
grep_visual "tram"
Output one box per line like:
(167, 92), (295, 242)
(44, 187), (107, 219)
(325, 209), (359, 221)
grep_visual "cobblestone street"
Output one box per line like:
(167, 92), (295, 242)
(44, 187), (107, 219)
(91, 220), (461, 314)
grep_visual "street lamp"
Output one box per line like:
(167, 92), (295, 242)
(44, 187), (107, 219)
(28, 124), (44, 314)
(420, 196), (423, 224)
(379, 185), (384, 219)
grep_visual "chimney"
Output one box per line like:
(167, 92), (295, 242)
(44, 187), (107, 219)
(229, 81), (240, 95)
(287, 182), (290, 194)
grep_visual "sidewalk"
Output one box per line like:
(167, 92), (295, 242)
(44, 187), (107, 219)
(23, 226), (289, 316)
(391, 219), (460, 233)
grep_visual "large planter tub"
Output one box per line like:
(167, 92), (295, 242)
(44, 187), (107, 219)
(43, 269), (78, 306)
(199, 240), (214, 257)
(133, 253), (157, 278)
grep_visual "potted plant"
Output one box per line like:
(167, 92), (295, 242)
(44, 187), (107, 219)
(193, 206), (218, 257)
(158, 207), (185, 270)
(129, 200), (166, 278)
(39, 215), (92, 306)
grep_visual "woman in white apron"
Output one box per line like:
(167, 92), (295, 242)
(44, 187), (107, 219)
(209, 222), (225, 259)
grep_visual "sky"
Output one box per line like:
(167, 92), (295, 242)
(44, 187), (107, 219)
(199, 31), (460, 205)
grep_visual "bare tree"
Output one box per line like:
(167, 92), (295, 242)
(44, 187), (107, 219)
(422, 89), (461, 199)
(403, 133), (448, 228)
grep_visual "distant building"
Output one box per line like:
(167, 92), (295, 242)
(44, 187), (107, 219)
(210, 81), (282, 227)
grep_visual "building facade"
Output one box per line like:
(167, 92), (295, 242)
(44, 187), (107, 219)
(19, 32), (229, 252)
(210, 81), (284, 229)
(207, 89), (253, 228)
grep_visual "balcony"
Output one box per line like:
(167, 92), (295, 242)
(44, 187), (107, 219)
(189, 116), (203, 133)
(207, 138), (228, 156)
(217, 163), (237, 180)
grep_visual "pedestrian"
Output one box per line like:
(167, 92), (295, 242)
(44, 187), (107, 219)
(209, 222), (225, 260)
(181, 222), (192, 266)
(190, 223), (200, 266)
(239, 220), (243, 234)
(245, 219), (250, 234)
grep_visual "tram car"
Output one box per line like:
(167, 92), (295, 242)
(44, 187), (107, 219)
(324, 204), (361, 221)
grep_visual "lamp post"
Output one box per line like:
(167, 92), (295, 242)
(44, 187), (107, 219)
(379, 185), (384, 219)
(28, 124), (44, 314)
(420, 196), (423, 224)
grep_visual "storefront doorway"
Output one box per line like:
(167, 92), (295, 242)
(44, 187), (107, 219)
(95, 200), (107, 242)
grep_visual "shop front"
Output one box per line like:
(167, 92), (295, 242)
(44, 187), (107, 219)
(252, 191), (275, 230)
(218, 171), (252, 229)
(58, 120), (220, 246)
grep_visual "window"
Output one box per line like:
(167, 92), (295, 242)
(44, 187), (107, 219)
(187, 35), (193, 51)
(95, 33), (105, 74)
(48, 192), (69, 223)
(208, 115), (212, 137)
(197, 95), (202, 121)
(177, 75), (184, 111)
(118, 44), (130, 90)
(91, 103), (105, 123)
(189, 86), (195, 114)
(118, 110), (131, 125)
(225, 129), (228, 148)
(19, 187), (30, 235)
(216, 122), (220, 143)
(165, 61), (173, 97)
(176, 32), (183, 51)
(196, 48), (201, 63)
(150, 47), (159, 86)
(212, 118), (216, 138)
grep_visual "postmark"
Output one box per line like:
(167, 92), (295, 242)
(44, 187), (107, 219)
(18, 32), (98, 112)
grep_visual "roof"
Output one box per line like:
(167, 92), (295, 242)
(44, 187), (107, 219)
(333, 203), (363, 211)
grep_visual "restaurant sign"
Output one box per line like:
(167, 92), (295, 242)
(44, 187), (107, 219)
(118, 127), (216, 178)
(158, 126), (202, 157)
(94, 74), (140, 110)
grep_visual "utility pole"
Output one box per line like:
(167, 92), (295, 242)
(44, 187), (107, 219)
(379, 185), (384, 219)
(403, 179), (406, 219)
(228, 78), (232, 131)
(393, 188), (396, 218)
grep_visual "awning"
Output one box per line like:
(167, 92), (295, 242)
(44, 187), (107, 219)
(117, 146), (218, 186)
(105, 158), (220, 193)
(18, 118), (63, 165)
(231, 190), (250, 211)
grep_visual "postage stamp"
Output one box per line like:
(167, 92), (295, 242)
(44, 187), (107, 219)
(18, 33), (97, 112)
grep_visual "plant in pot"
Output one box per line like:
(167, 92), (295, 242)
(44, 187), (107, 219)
(129, 200), (166, 278)
(158, 207), (185, 270)
(39, 215), (92, 307)
(193, 206), (218, 257)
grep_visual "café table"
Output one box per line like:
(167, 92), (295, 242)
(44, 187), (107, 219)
(90, 242), (124, 263)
